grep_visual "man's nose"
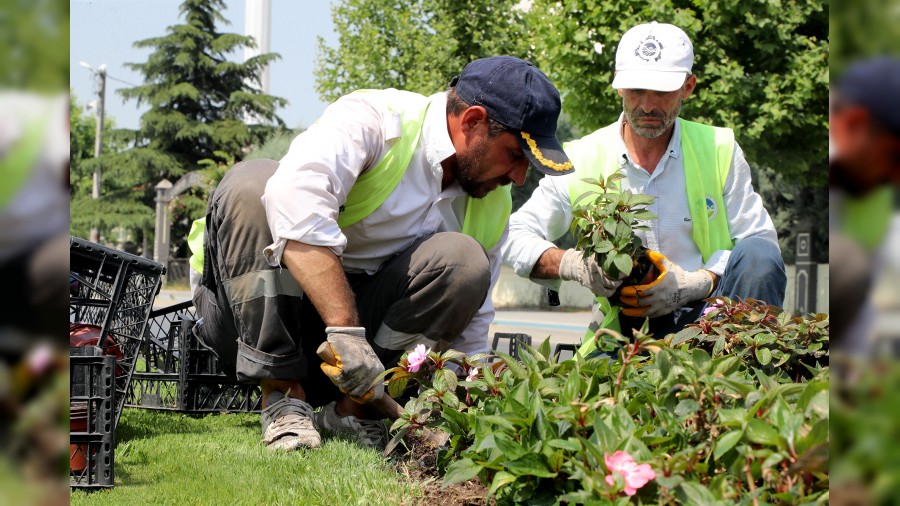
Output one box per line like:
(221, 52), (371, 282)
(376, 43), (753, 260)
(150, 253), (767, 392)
(508, 160), (528, 186)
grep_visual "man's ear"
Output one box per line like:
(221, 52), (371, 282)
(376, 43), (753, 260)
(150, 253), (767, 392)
(459, 105), (488, 136)
(681, 74), (697, 100)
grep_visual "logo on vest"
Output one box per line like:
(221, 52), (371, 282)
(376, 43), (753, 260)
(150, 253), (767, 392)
(705, 196), (718, 221)
(634, 35), (664, 63)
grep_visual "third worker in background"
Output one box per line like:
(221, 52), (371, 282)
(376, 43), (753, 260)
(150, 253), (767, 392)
(502, 22), (786, 341)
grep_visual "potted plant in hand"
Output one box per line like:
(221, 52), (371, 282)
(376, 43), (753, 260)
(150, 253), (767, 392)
(570, 172), (657, 302)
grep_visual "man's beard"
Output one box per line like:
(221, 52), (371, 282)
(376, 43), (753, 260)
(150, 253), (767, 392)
(452, 136), (512, 198)
(624, 97), (682, 139)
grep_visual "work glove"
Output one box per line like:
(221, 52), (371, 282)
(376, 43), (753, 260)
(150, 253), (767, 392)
(317, 327), (384, 403)
(558, 248), (625, 297)
(618, 251), (714, 318)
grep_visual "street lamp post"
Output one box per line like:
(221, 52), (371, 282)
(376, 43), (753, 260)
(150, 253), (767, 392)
(81, 61), (107, 243)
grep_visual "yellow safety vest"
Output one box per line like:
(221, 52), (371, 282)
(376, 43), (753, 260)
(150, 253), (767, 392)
(0, 115), (48, 209)
(564, 119), (735, 355)
(189, 91), (511, 274)
(842, 186), (893, 252)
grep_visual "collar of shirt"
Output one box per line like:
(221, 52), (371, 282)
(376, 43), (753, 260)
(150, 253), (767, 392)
(615, 113), (683, 179)
(422, 92), (456, 184)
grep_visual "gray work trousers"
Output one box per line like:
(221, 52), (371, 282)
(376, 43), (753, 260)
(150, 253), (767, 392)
(192, 159), (490, 407)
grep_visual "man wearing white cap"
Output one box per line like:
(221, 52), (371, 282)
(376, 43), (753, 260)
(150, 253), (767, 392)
(503, 22), (786, 340)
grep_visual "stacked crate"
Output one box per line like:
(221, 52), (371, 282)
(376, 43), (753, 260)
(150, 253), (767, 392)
(69, 237), (165, 488)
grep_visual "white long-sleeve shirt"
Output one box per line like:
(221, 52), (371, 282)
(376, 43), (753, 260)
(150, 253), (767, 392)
(503, 115), (778, 290)
(262, 90), (504, 354)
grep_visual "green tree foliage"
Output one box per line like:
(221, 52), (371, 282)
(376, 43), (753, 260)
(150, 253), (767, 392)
(0, 0), (68, 92)
(69, 92), (121, 240)
(315, 0), (531, 102)
(830, 0), (900, 73)
(74, 0), (288, 257)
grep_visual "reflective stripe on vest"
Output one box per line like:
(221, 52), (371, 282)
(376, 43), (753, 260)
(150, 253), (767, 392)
(563, 119), (735, 351)
(0, 115), (48, 209)
(843, 186), (893, 252)
(189, 92), (512, 275)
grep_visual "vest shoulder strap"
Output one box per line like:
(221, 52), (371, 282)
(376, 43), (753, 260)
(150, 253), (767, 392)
(337, 93), (431, 229)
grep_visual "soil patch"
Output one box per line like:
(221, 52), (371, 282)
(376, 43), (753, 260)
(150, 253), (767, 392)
(393, 431), (493, 506)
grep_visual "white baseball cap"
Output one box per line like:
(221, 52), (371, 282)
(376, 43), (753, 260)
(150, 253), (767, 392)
(612, 22), (694, 92)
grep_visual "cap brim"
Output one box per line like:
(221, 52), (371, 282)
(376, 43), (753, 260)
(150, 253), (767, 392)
(612, 70), (687, 92)
(517, 132), (574, 176)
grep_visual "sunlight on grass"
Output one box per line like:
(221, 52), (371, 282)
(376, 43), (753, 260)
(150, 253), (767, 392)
(70, 409), (424, 505)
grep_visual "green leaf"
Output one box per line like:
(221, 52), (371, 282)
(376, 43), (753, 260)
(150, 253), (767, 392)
(806, 390), (829, 418)
(714, 430), (744, 460)
(613, 252), (633, 276)
(548, 438), (581, 452)
(657, 349), (672, 381)
(676, 482), (719, 505)
(594, 239), (614, 254)
(691, 348), (711, 372)
(674, 399), (700, 418)
(754, 333), (777, 346)
(487, 471), (517, 496)
(745, 419), (782, 448)
(387, 375), (409, 399)
(717, 408), (749, 427)
(442, 458), (483, 486)
(755, 347), (772, 366)
(495, 433), (528, 461)
(671, 327), (701, 346)
(505, 454), (558, 478)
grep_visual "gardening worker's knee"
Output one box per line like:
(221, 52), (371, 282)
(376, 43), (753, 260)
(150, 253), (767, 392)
(421, 232), (491, 296)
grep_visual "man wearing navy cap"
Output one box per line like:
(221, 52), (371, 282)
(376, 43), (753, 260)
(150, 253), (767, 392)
(829, 56), (900, 351)
(191, 56), (572, 450)
(503, 22), (786, 345)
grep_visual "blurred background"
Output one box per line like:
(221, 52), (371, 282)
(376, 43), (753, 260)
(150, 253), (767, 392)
(830, 0), (900, 504)
(0, 0), (70, 504)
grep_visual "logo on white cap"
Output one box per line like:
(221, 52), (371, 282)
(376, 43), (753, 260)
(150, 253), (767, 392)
(635, 35), (664, 63)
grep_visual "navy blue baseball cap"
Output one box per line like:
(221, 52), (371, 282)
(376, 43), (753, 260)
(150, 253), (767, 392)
(449, 56), (574, 176)
(837, 56), (900, 136)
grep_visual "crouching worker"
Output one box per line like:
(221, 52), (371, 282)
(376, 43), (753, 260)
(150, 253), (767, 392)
(502, 22), (786, 348)
(191, 56), (574, 450)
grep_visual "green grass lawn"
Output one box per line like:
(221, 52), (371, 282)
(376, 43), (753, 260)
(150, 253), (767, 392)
(71, 408), (425, 505)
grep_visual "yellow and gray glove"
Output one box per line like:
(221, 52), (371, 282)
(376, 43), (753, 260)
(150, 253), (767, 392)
(317, 327), (384, 403)
(619, 251), (714, 318)
(558, 248), (624, 297)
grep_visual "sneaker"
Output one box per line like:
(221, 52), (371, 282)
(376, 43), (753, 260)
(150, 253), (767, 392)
(260, 390), (321, 450)
(313, 401), (389, 449)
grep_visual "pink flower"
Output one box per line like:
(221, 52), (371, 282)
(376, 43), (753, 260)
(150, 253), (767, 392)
(702, 302), (723, 318)
(27, 344), (54, 375)
(406, 344), (429, 373)
(466, 367), (479, 382)
(604, 451), (656, 496)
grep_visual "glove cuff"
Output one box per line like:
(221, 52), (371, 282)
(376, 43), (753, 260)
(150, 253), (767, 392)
(689, 270), (715, 300)
(325, 326), (367, 339)
(557, 249), (582, 281)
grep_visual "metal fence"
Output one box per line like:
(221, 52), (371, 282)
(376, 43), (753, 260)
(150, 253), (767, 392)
(165, 259), (190, 287)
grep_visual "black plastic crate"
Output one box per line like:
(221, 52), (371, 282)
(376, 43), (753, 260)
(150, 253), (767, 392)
(126, 301), (262, 413)
(70, 347), (115, 489)
(69, 237), (165, 430)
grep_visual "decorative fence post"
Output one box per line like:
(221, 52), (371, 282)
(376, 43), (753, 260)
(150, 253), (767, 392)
(794, 230), (817, 314)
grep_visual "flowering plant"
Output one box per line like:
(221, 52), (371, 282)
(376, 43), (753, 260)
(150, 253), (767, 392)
(571, 172), (657, 287)
(383, 298), (829, 505)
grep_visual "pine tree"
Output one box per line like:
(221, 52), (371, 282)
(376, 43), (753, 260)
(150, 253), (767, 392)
(71, 0), (286, 257)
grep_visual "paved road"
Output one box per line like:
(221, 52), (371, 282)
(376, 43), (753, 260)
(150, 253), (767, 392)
(154, 289), (592, 353)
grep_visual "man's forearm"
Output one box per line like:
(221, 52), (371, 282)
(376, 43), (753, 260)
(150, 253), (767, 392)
(530, 247), (566, 279)
(282, 240), (358, 327)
